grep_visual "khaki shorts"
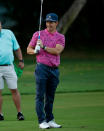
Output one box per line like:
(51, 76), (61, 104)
(0, 65), (17, 89)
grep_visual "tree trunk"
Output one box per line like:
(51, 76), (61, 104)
(57, 0), (87, 34)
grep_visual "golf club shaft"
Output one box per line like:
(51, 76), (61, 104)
(39, 0), (43, 39)
(34, 0), (43, 54)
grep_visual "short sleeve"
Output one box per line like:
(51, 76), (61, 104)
(56, 34), (65, 47)
(29, 32), (39, 47)
(11, 31), (20, 50)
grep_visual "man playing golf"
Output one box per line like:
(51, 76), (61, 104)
(27, 13), (65, 129)
(0, 21), (24, 120)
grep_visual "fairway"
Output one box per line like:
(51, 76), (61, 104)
(1, 54), (104, 131)
(0, 92), (104, 131)
(2, 55), (104, 95)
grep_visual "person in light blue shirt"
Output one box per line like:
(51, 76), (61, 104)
(0, 21), (24, 121)
(0, 29), (20, 65)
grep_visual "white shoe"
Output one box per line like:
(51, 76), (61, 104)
(48, 120), (62, 128)
(39, 122), (50, 129)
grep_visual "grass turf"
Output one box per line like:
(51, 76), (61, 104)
(2, 56), (104, 95)
(0, 92), (104, 131)
(1, 53), (104, 130)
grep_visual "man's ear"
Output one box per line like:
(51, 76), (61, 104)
(56, 21), (58, 26)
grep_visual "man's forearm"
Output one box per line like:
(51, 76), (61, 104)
(45, 45), (64, 55)
(39, 41), (64, 55)
(27, 47), (35, 54)
(44, 47), (60, 55)
(14, 48), (23, 60)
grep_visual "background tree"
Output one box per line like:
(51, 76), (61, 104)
(57, 0), (87, 34)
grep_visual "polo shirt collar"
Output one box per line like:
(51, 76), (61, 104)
(45, 29), (57, 36)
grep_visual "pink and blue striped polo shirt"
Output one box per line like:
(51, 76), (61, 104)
(29, 29), (65, 67)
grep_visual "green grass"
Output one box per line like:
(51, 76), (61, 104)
(59, 58), (104, 92)
(1, 52), (104, 130)
(0, 92), (104, 131)
(2, 55), (104, 95)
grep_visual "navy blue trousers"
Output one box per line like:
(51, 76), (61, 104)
(34, 63), (59, 123)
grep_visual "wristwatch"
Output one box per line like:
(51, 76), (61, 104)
(42, 45), (47, 50)
(19, 59), (24, 63)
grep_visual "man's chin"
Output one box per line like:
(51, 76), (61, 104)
(47, 28), (53, 32)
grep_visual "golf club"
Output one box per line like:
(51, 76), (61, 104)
(34, 0), (44, 54)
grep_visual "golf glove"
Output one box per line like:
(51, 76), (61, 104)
(34, 41), (40, 54)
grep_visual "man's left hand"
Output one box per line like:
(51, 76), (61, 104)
(37, 39), (44, 48)
(18, 62), (24, 69)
